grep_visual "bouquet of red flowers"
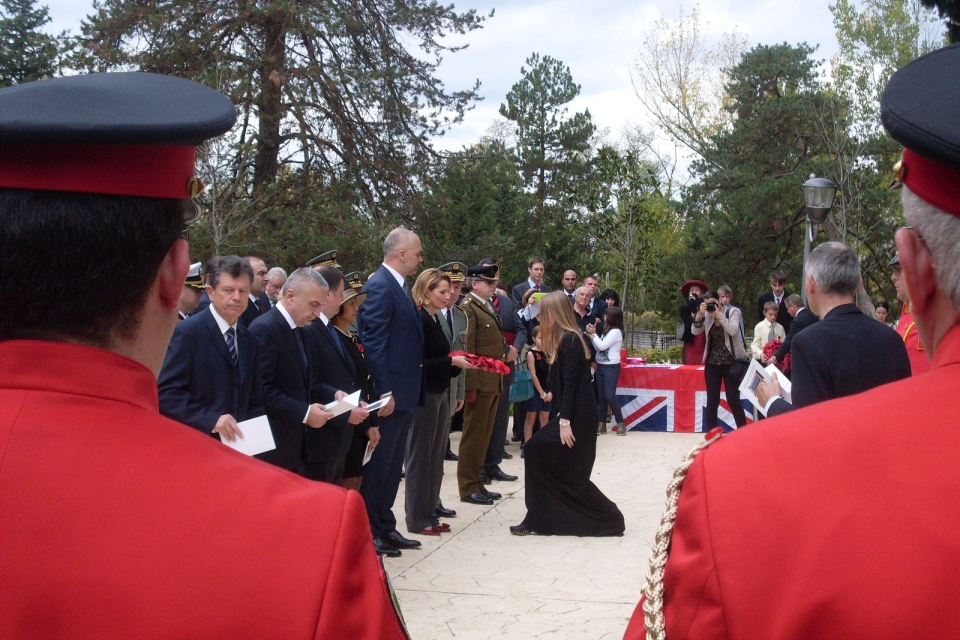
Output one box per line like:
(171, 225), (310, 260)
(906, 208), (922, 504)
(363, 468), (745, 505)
(448, 351), (510, 375)
(762, 340), (791, 373)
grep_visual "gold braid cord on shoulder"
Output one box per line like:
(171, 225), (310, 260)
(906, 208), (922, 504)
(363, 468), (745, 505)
(642, 427), (725, 640)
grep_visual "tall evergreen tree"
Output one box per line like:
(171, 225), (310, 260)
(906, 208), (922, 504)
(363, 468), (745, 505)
(0, 0), (60, 87)
(499, 53), (596, 283)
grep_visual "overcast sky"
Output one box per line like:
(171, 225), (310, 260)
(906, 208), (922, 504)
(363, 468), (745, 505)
(43, 0), (843, 162)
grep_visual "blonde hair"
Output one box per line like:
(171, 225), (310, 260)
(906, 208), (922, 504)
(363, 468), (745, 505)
(412, 268), (450, 306)
(539, 291), (591, 362)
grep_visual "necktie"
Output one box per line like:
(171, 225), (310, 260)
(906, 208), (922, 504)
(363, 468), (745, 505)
(446, 308), (453, 335)
(569, 293), (575, 304)
(768, 323), (776, 342)
(491, 295), (500, 314)
(402, 280), (414, 305)
(329, 323), (346, 360)
(294, 327), (308, 369)
(224, 327), (238, 366)
(534, 283), (540, 291)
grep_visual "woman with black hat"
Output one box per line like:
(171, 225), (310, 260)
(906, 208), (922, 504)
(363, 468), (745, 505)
(331, 279), (380, 492)
(680, 279), (708, 365)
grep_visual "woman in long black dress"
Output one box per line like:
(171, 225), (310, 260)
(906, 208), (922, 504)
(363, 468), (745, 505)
(511, 291), (625, 537)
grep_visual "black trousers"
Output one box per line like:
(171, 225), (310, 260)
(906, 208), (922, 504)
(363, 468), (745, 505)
(703, 362), (748, 429)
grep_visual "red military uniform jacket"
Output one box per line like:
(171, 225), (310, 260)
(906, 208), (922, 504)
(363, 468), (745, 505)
(0, 340), (407, 640)
(624, 322), (960, 640)
(897, 302), (931, 375)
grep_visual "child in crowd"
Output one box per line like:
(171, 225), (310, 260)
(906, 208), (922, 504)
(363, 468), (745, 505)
(751, 301), (786, 359)
(523, 326), (552, 456)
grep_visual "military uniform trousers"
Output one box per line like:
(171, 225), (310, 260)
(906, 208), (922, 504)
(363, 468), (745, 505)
(457, 392), (500, 497)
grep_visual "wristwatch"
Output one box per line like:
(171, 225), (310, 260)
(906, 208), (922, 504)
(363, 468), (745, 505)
(559, 419), (571, 428)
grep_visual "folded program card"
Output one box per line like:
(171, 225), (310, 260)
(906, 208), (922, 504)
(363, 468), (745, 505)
(219, 415), (276, 456)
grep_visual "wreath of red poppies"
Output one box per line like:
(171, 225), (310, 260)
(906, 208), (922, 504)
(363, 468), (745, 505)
(449, 351), (510, 375)
(762, 340), (791, 373)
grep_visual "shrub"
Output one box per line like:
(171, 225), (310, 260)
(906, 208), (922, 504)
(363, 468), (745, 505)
(667, 344), (684, 364)
(639, 348), (668, 363)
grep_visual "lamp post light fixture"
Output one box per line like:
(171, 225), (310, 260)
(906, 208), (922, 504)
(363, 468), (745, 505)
(800, 174), (838, 306)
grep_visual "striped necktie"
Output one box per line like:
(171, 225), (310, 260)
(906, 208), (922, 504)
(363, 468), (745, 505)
(224, 327), (238, 366)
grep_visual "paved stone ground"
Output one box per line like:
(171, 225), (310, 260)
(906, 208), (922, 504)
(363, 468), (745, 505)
(387, 427), (702, 639)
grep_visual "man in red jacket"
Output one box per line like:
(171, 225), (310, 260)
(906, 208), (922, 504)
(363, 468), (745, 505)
(0, 73), (407, 639)
(625, 43), (960, 640)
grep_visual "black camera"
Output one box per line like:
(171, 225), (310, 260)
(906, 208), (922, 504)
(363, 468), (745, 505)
(705, 301), (717, 312)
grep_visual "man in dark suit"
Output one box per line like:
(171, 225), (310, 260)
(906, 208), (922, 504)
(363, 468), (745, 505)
(756, 269), (792, 333)
(510, 256), (551, 306)
(583, 274), (608, 325)
(248, 267), (334, 472)
(357, 228), (426, 556)
(239, 255), (270, 327)
(561, 269), (578, 303)
(764, 293), (819, 369)
(302, 264), (369, 484)
(177, 261), (205, 321)
(159, 255), (265, 440)
(757, 242), (910, 417)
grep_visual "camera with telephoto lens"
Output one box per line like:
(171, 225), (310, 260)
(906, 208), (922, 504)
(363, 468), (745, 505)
(705, 301), (717, 313)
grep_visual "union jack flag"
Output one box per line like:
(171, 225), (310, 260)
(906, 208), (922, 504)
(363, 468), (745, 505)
(617, 366), (753, 433)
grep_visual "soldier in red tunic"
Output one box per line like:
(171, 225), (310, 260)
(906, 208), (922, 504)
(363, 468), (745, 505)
(625, 43), (960, 640)
(891, 254), (932, 375)
(0, 73), (407, 639)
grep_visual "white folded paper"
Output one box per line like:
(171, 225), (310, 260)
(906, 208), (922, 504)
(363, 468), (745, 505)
(739, 360), (793, 415)
(219, 415), (276, 456)
(325, 390), (362, 417)
(362, 442), (375, 466)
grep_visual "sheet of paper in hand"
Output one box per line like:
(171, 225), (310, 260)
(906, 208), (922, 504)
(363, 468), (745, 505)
(324, 390), (361, 418)
(219, 415), (276, 456)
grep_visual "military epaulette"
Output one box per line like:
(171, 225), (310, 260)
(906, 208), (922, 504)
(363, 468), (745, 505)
(642, 427), (725, 640)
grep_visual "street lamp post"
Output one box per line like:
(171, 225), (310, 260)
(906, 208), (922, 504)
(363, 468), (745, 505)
(800, 174), (838, 306)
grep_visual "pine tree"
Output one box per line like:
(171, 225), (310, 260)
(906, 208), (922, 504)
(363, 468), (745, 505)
(0, 0), (60, 87)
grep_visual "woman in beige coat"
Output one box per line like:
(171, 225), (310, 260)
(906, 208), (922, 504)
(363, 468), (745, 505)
(691, 289), (749, 429)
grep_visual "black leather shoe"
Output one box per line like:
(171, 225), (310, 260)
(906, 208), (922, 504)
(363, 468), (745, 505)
(489, 468), (518, 481)
(461, 492), (494, 505)
(501, 451), (514, 460)
(382, 531), (422, 550)
(482, 489), (502, 500)
(479, 471), (491, 485)
(373, 536), (402, 557)
(511, 435), (521, 442)
(434, 504), (457, 518)
(444, 449), (459, 461)
(509, 524), (534, 536)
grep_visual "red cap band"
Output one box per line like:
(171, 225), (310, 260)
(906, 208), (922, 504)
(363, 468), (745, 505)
(0, 143), (197, 198)
(902, 148), (960, 218)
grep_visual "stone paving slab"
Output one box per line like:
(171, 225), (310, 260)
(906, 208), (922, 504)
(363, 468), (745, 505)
(387, 427), (701, 639)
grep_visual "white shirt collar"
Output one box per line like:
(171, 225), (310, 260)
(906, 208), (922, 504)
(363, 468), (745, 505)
(319, 312), (331, 326)
(439, 307), (449, 318)
(277, 301), (298, 329)
(527, 278), (539, 289)
(249, 293), (258, 303)
(382, 262), (406, 289)
(208, 305), (238, 336)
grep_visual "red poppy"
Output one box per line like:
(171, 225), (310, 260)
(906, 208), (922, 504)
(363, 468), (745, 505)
(761, 340), (791, 373)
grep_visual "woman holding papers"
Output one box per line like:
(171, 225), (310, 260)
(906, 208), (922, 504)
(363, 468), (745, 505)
(331, 284), (380, 492)
(405, 269), (477, 537)
(511, 292), (624, 537)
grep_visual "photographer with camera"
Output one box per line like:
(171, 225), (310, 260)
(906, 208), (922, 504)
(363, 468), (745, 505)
(679, 280), (708, 365)
(691, 289), (749, 430)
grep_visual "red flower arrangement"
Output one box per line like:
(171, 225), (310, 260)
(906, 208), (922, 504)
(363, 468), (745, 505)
(448, 350), (510, 375)
(762, 340), (791, 373)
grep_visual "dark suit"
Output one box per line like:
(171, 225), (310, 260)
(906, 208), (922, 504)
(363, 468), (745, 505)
(158, 307), (264, 434)
(588, 297), (608, 328)
(510, 281), (551, 307)
(239, 293), (269, 328)
(756, 290), (792, 333)
(248, 306), (312, 472)
(302, 316), (358, 483)
(189, 291), (210, 317)
(767, 303), (911, 417)
(774, 306), (819, 363)
(357, 264), (425, 538)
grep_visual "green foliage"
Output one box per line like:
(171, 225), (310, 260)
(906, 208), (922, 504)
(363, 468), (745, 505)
(0, 0), (61, 87)
(667, 344), (684, 364)
(635, 310), (673, 333)
(74, 0), (487, 218)
(639, 348), (668, 363)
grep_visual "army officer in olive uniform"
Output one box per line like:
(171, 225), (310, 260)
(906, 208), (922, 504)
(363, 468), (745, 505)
(457, 264), (507, 505)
